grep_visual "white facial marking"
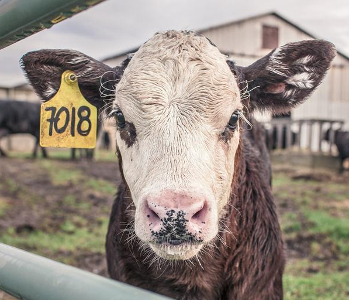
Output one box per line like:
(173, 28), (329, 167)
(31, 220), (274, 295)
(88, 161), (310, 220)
(113, 31), (242, 260)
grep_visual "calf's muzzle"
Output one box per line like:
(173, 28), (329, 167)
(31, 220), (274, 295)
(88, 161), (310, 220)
(142, 191), (211, 245)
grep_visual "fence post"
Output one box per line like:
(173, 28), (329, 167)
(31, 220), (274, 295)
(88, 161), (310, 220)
(308, 120), (313, 151)
(297, 121), (303, 151)
(318, 121), (323, 153)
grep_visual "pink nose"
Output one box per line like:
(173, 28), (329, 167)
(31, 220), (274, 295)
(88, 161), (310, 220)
(143, 191), (209, 243)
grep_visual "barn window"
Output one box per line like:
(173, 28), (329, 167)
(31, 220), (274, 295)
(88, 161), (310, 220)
(262, 25), (279, 49)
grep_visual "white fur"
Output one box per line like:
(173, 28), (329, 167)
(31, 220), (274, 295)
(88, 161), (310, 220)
(285, 73), (314, 89)
(113, 31), (242, 259)
(43, 86), (56, 98)
(267, 47), (289, 77)
(294, 55), (314, 65)
(283, 88), (297, 99)
(68, 55), (88, 65)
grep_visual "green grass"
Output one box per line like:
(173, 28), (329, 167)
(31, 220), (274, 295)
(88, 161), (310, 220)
(0, 198), (9, 217)
(8, 149), (118, 162)
(62, 195), (92, 210)
(281, 212), (302, 234)
(39, 160), (82, 185)
(284, 271), (349, 300)
(0, 177), (20, 193)
(94, 149), (118, 162)
(273, 169), (349, 299)
(1, 159), (348, 298)
(0, 218), (109, 255)
(85, 179), (115, 196)
(305, 210), (349, 240)
(304, 210), (349, 255)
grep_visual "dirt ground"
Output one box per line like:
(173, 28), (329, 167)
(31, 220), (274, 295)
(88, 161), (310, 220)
(0, 155), (120, 277)
(0, 154), (349, 299)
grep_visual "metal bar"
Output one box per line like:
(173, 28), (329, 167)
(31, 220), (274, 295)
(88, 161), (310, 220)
(0, 243), (172, 300)
(308, 121), (313, 151)
(0, 0), (106, 50)
(276, 124), (283, 149)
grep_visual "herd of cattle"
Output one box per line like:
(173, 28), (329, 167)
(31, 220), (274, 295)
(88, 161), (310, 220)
(0, 98), (348, 171)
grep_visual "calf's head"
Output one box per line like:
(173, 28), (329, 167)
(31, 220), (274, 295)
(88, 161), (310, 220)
(22, 31), (335, 260)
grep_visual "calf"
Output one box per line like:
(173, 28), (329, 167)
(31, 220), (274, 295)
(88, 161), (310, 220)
(0, 99), (48, 158)
(21, 31), (335, 300)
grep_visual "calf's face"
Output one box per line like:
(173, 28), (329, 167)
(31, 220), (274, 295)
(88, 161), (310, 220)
(112, 32), (242, 259)
(22, 31), (335, 260)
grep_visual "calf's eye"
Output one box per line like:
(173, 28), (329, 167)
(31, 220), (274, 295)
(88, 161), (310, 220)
(108, 109), (126, 129)
(116, 110), (126, 128)
(228, 110), (240, 129)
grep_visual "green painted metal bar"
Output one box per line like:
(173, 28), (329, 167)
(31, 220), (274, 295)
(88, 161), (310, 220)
(0, 243), (172, 300)
(0, 0), (106, 50)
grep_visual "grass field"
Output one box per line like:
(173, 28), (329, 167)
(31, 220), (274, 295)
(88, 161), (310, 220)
(272, 167), (349, 299)
(0, 150), (348, 299)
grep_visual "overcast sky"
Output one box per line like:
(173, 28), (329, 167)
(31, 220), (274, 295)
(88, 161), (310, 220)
(1, 0), (349, 86)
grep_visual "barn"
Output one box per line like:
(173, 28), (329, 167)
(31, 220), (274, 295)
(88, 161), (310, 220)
(102, 12), (349, 154)
(1, 11), (348, 155)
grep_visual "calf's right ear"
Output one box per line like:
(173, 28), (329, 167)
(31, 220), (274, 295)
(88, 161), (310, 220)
(228, 40), (336, 114)
(21, 49), (122, 108)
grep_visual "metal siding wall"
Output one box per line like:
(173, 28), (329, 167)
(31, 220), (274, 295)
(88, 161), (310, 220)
(203, 20), (261, 56)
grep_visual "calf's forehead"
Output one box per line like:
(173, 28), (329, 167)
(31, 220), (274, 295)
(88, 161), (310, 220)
(114, 31), (241, 125)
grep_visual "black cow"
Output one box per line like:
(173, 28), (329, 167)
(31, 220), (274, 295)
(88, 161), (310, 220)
(0, 99), (48, 158)
(325, 128), (349, 173)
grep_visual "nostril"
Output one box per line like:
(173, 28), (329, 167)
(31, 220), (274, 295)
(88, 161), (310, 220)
(148, 206), (160, 220)
(192, 210), (202, 220)
(145, 201), (162, 227)
(190, 202), (208, 227)
(192, 202), (206, 220)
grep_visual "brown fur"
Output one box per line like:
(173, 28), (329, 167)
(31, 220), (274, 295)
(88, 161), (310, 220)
(106, 121), (284, 300)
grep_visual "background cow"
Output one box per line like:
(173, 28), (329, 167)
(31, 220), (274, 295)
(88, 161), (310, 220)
(0, 99), (48, 158)
(21, 31), (335, 300)
(325, 128), (349, 173)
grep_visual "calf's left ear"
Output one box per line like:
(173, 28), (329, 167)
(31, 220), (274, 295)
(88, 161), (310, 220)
(228, 40), (336, 113)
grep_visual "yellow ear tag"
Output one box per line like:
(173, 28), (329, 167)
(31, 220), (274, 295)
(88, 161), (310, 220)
(40, 70), (97, 149)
